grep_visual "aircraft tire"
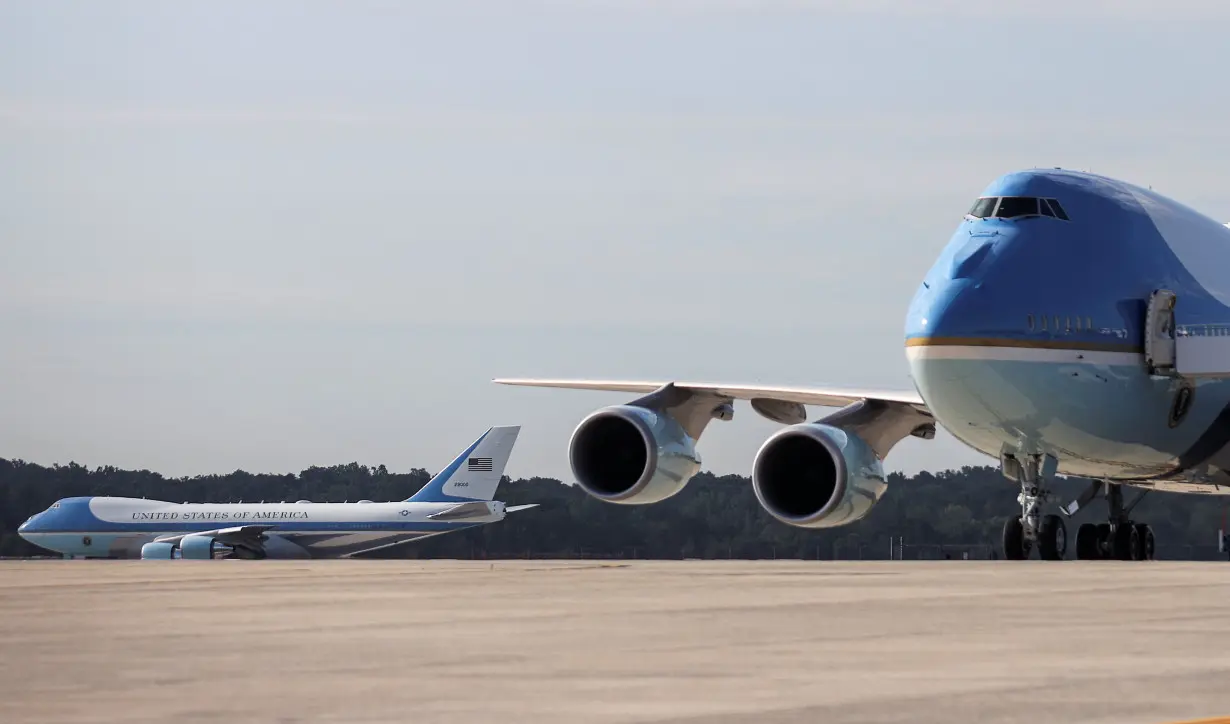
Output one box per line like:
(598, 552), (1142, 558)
(1112, 524), (1138, 561)
(1096, 523), (1111, 557)
(1075, 523), (1101, 560)
(1038, 514), (1066, 561)
(1002, 516), (1029, 560)
(1135, 523), (1155, 561)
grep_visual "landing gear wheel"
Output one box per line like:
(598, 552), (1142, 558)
(1135, 523), (1155, 561)
(1096, 523), (1111, 558)
(1075, 523), (1101, 560)
(1129, 526), (1146, 561)
(1003, 516), (1030, 560)
(1111, 524), (1139, 561)
(1061, 482), (1156, 562)
(1038, 514), (1067, 560)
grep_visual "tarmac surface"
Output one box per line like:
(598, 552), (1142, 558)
(2, 560), (1230, 724)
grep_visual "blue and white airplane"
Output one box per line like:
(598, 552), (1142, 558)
(18, 426), (534, 559)
(496, 168), (1230, 562)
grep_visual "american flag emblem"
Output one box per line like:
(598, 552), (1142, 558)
(467, 457), (493, 472)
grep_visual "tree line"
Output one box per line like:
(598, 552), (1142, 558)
(3, 457), (1228, 559)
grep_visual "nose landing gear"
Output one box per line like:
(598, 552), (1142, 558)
(1001, 452), (1067, 560)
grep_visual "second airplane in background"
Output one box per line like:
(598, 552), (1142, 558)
(18, 426), (532, 560)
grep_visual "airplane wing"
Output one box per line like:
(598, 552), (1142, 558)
(493, 378), (933, 459)
(153, 525), (275, 547)
(492, 379), (927, 411)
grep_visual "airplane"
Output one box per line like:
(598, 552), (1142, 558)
(495, 168), (1230, 562)
(17, 425), (534, 559)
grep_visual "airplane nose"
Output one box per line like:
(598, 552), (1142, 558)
(906, 226), (1023, 344)
(907, 277), (985, 342)
(905, 231), (1019, 419)
(18, 512), (44, 536)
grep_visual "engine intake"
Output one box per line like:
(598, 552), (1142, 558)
(752, 423), (887, 529)
(568, 405), (701, 504)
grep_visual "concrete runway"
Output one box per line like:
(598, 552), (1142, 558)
(2, 561), (1229, 724)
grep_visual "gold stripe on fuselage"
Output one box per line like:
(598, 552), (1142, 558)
(904, 336), (1142, 354)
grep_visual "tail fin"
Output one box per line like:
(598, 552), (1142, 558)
(405, 425), (521, 503)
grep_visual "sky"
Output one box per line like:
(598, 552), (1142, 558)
(3, 0), (1230, 482)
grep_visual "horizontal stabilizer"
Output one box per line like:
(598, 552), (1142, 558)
(426, 501), (495, 521)
(424, 502), (539, 520)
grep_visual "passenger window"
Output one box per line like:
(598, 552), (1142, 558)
(1027, 314), (1035, 331)
(967, 197), (998, 218)
(1086, 316), (1092, 330)
(1075, 316), (1082, 331)
(1039, 199), (1057, 218)
(994, 197), (1039, 218)
(1041, 315), (1047, 331)
(1047, 198), (1070, 220)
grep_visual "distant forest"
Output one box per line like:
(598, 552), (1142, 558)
(4, 458), (1229, 560)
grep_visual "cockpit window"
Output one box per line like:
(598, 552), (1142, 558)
(994, 197), (1039, 218)
(969, 196), (1070, 222)
(967, 197), (998, 218)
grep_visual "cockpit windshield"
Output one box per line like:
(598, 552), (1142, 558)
(967, 198), (997, 218)
(967, 196), (1070, 221)
(994, 197), (1038, 218)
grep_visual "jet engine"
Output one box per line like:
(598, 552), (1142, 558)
(140, 541), (180, 559)
(179, 535), (232, 560)
(568, 405), (701, 504)
(752, 423), (887, 529)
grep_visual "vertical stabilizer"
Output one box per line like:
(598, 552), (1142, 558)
(405, 426), (520, 503)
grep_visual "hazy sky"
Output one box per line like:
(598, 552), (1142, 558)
(3, 1), (1229, 483)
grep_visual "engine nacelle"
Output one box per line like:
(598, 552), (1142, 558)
(752, 423), (887, 529)
(568, 405), (701, 504)
(140, 541), (180, 559)
(179, 535), (231, 560)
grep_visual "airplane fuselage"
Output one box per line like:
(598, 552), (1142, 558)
(906, 169), (1230, 492)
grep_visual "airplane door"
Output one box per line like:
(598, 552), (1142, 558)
(1144, 289), (1176, 376)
